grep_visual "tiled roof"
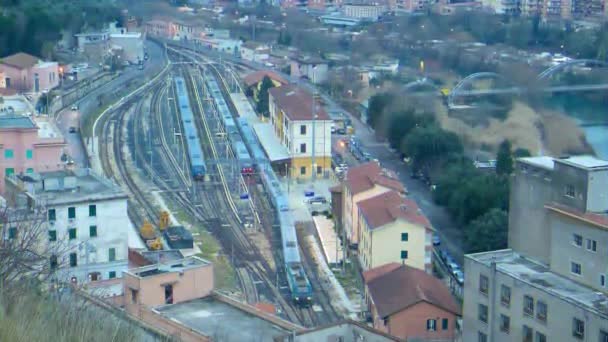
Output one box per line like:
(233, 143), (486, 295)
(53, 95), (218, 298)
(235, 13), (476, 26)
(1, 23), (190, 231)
(545, 202), (608, 230)
(269, 84), (330, 121)
(0, 52), (40, 70)
(366, 264), (461, 318)
(358, 191), (431, 229)
(243, 70), (288, 87)
(344, 162), (405, 195)
(362, 262), (401, 284)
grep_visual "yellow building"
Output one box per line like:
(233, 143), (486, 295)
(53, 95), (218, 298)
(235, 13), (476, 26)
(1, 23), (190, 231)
(358, 190), (433, 273)
(269, 84), (333, 179)
(342, 162), (406, 248)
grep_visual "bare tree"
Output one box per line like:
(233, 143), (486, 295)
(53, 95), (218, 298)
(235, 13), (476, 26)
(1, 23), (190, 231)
(0, 205), (69, 297)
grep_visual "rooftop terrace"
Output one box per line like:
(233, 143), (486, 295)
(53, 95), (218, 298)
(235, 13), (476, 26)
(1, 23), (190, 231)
(156, 296), (299, 342)
(128, 256), (210, 278)
(468, 249), (608, 318)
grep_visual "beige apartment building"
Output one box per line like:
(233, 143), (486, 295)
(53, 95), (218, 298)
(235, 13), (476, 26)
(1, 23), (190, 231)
(341, 162), (405, 248)
(358, 190), (433, 273)
(463, 156), (608, 342)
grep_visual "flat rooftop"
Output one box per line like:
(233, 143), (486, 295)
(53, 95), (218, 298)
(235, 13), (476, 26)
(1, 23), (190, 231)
(156, 297), (296, 341)
(468, 249), (608, 318)
(556, 155), (608, 170)
(253, 123), (290, 162)
(518, 156), (555, 170)
(128, 256), (210, 278)
(33, 116), (63, 139)
(10, 169), (126, 206)
(0, 114), (36, 129)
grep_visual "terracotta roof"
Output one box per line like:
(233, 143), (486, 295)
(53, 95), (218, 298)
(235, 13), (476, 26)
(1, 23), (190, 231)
(545, 202), (608, 230)
(358, 191), (431, 229)
(362, 262), (401, 283)
(0, 52), (40, 70)
(243, 70), (288, 87)
(128, 248), (152, 267)
(269, 84), (330, 121)
(344, 162), (405, 195)
(366, 264), (461, 318)
(254, 302), (277, 315)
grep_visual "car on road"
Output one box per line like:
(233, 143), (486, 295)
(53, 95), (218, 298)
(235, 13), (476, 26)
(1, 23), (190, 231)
(336, 128), (346, 135)
(454, 269), (464, 285)
(306, 196), (328, 205)
(71, 104), (78, 111)
(432, 234), (441, 246)
(68, 126), (78, 133)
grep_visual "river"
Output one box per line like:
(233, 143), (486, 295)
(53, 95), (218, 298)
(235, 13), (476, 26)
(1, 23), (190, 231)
(546, 93), (608, 160)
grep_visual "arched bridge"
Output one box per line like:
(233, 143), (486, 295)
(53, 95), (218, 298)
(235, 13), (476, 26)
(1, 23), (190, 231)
(442, 59), (608, 109)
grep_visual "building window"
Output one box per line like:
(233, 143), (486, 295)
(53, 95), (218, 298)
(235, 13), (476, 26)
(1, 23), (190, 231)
(8, 227), (17, 239)
(89, 225), (97, 237)
(49, 230), (57, 242)
(500, 285), (511, 307)
(400, 250), (408, 259)
(478, 304), (488, 323)
(571, 261), (582, 275)
(441, 318), (448, 330)
(535, 332), (546, 342)
(536, 300), (547, 323)
(109, 271), (116, 279)
(89, 204), (96, 217)
(69, 253), (77, 267)
(5, 168), (14, 177)
(565, 184), (575, 197)
(68, 228), (77, 240)
(300, 166), (306, 175)
(523, 325), (533, 342)
(499, 314), (510, 333)
(300, 125), (306, 135)
(109, 248), (116, 262)
(426, 319), (436, 331)
(478, 331), (487, 342)
(401, 232), (408, 241)
(585, 239), (597, 252)
(4, 149), (14, 159)
(479, 274), (489, 295)
(68, 207), (76, 219)
(599, 330), (607, 342)
(131, 289), (138, 303)
(50, 255), (58, 269)
(48, 209), (56, 221)
(572, 318), (584, 339)
(601, 274), (606, 288)
(524, 295), (534, 316)
(300, 143), (306, 153)
(25, 149), (33, 159)
(572, 233), (582, 247)
(317, 166), (322, 175)
(26, 168), (34, 173)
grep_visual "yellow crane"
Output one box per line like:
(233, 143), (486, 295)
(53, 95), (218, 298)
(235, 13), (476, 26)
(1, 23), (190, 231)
(159, 211), (170, 231)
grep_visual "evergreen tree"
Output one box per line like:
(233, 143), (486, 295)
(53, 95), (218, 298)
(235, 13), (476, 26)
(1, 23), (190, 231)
(496, 139), (513, 175)
(256, 76), (274, 117)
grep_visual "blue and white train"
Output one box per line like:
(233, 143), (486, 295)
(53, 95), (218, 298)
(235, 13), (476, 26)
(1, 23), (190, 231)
(174, 77), (206, 180)
(205, 78), (254, 175)
(204, 75), (313, 305)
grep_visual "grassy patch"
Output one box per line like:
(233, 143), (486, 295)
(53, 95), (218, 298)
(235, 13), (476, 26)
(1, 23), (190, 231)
(333, 258), (363, 299)
(165, 201), (238, 291)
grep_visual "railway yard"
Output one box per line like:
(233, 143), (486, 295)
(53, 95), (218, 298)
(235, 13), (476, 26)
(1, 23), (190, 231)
(95, 43), (341, 327)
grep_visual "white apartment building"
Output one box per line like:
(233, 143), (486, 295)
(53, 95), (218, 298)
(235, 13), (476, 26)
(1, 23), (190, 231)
(268, 84), (332, 179)
(462, 156), (608, 342)
(343, 4), (387, 20)
(5, 169), (130, 284)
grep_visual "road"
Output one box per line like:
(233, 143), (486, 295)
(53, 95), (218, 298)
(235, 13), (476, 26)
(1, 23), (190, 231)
(54, 40), (166, 168)
(165, 38), (465, 265)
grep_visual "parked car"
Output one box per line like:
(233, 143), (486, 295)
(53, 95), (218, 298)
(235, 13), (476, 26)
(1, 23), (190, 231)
(71, 104), (78, 111)
(336, 128), (346, 135)
(454, 269), (464, 284)
(306, 196), (327, 205)
(432, 234), (441, 246)
(68, 126), (78, 133)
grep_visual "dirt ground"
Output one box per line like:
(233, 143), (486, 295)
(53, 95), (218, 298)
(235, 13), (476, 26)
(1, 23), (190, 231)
(435, 100), (591, 155)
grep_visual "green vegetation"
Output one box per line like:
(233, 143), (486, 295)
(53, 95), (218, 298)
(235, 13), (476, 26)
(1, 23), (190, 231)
(496, 140), (514, 176)
(255, 75), (274, 117)
(0, 288), (155, 342)
(0, 0), (121, 57)
(464, 208), (509, 253)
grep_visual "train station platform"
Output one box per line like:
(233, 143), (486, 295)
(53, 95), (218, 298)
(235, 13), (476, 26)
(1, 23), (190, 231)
(229, 91), (289, 162)
(313, 215), (343, 266)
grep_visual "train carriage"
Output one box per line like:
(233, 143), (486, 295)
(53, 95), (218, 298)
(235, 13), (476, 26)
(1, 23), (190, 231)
(175, 77), (207, 180)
